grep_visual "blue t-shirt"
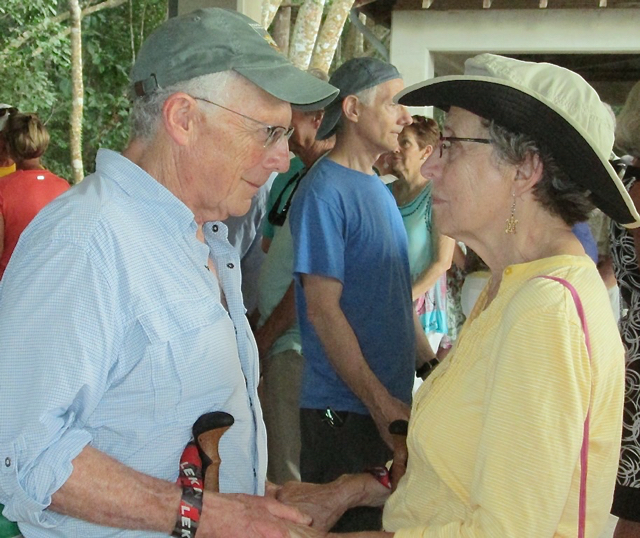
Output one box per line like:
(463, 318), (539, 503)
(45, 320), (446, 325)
(572, 221), (598, 264)
(290, 158), (415, 414)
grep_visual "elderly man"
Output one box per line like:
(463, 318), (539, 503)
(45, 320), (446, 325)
(0, 8), (336, 538)
(288, 58), (435, 532)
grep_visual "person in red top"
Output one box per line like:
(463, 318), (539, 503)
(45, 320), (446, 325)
(0, 112), (69, 278)
(0, 104), (18, 178)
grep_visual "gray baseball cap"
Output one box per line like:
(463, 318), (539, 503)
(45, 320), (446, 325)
(131, 8), (338, 110)
(316, 57), (402, 140)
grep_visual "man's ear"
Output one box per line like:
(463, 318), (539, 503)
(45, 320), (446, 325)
(161, 92), (198, 146)
(342, 95), (360, 123)
(514, 151), (544, 196)
(312, 110), (324, 129)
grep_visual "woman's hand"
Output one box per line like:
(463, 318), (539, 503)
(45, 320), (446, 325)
(277, 475), (391, 532)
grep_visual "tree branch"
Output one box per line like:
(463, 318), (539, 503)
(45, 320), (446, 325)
(0, 0), (128, 64)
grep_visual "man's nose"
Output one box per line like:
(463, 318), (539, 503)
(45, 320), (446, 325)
(265, 138), (291, 173)
(398, 106), (412, 126)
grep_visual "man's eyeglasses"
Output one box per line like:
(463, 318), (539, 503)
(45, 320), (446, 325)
(439, 135), (492, 158)
(191, 96), (294, 149)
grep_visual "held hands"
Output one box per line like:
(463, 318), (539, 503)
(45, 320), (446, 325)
(277, 475), (391, 533)
(276, 479), (350, 532)
(198, 491), (313, 538)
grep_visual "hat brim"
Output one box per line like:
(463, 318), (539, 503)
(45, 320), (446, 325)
(315, 98), (343, 140)
(236, 64), (338, 111)
(397, 76), (640, 228)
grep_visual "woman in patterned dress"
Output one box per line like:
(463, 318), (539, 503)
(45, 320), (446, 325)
(390, 116), (455, 352)
(610, 79), (640, 538)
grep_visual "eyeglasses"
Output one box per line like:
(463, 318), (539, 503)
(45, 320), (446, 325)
(439, 135), (492, 158)
(191, 96), (294, 149)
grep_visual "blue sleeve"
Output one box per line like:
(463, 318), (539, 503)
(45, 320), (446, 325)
(290, 185), (345, 284)
(0, 239), (120, 526)
(572, 221), (598, 264)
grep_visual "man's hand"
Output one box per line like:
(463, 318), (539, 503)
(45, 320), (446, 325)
(370, 396), (410, 450)
(198, 492), (312, 538)
(277, 475), (390, 532)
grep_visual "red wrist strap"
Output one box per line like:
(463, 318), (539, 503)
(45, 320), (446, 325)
(173, 442), (204, 538)
(366, 466), (392, 490)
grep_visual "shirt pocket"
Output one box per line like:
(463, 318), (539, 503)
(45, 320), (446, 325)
(138, 296), (234, 423)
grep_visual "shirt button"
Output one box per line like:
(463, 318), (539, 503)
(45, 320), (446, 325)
(227, 263), (234, 269)
(4, 457), (11, 467)
(504, 267), (512, 275)
(212, 224), (219, 232)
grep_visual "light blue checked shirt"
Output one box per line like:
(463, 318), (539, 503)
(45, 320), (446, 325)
(0, 149), (266, 537)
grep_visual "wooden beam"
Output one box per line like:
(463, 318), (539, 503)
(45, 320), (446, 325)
(599, 0), (607, 6)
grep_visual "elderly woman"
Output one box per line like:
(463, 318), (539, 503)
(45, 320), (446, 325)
(281, 53), (637, 538)
(390, 116), (455, 348)
(610, 79), (640, 538)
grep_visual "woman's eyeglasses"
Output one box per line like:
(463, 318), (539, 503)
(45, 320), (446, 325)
(438, 135), (492, 158)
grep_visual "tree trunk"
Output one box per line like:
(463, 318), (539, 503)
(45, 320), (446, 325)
(262, 0), (283, 30)
(289, 0), (325, 70)
(69, 0), (84, 183)
(344, 12), (365, 59)
(272, 6), (291, 56)
(309, 0), (355, 73)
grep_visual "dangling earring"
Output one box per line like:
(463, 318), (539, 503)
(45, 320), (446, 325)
(505, 193), (518, 234)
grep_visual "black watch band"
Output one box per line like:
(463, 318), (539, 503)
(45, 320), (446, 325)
(416, 358), (439, 379)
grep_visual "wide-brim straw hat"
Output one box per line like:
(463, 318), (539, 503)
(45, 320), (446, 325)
(396, 53), (640, 228)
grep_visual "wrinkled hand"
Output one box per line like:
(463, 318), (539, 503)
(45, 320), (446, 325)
(371, 396), (410, 450)
(265, 481), (282, 499)
(277, 481), (348, 532)
(198, 491), (312, 538)
(277, 475), (390, 533)
(285, 522), (330, 538)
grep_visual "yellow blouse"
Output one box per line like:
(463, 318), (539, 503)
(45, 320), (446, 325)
(383, 256), (624, 538)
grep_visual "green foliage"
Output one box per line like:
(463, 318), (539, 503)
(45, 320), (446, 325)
(0, 0), (167, 181)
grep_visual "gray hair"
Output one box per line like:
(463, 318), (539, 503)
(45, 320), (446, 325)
(616, 80), (640, 160)
(334, 84), (380, 134)
(129, 71), (237, 140)
(483, 119), (594, 226)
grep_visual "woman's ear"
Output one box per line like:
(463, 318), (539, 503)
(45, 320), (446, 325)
(342, 95), (360, 123)
(514, 152), (544, 196)
(422, 144), (434, 161)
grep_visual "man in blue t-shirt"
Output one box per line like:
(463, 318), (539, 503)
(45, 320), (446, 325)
(289, 57), (436, 532)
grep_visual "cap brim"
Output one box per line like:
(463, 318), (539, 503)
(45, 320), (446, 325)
(397, 76), (640, 228)
(236, 64), (338, 111)
(315, 99), (342, 140)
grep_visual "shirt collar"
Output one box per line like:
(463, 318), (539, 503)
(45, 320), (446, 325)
(96, 148), (196, 236)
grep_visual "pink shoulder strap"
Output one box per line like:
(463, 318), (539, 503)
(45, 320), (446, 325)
(537, 275), (591, 538)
